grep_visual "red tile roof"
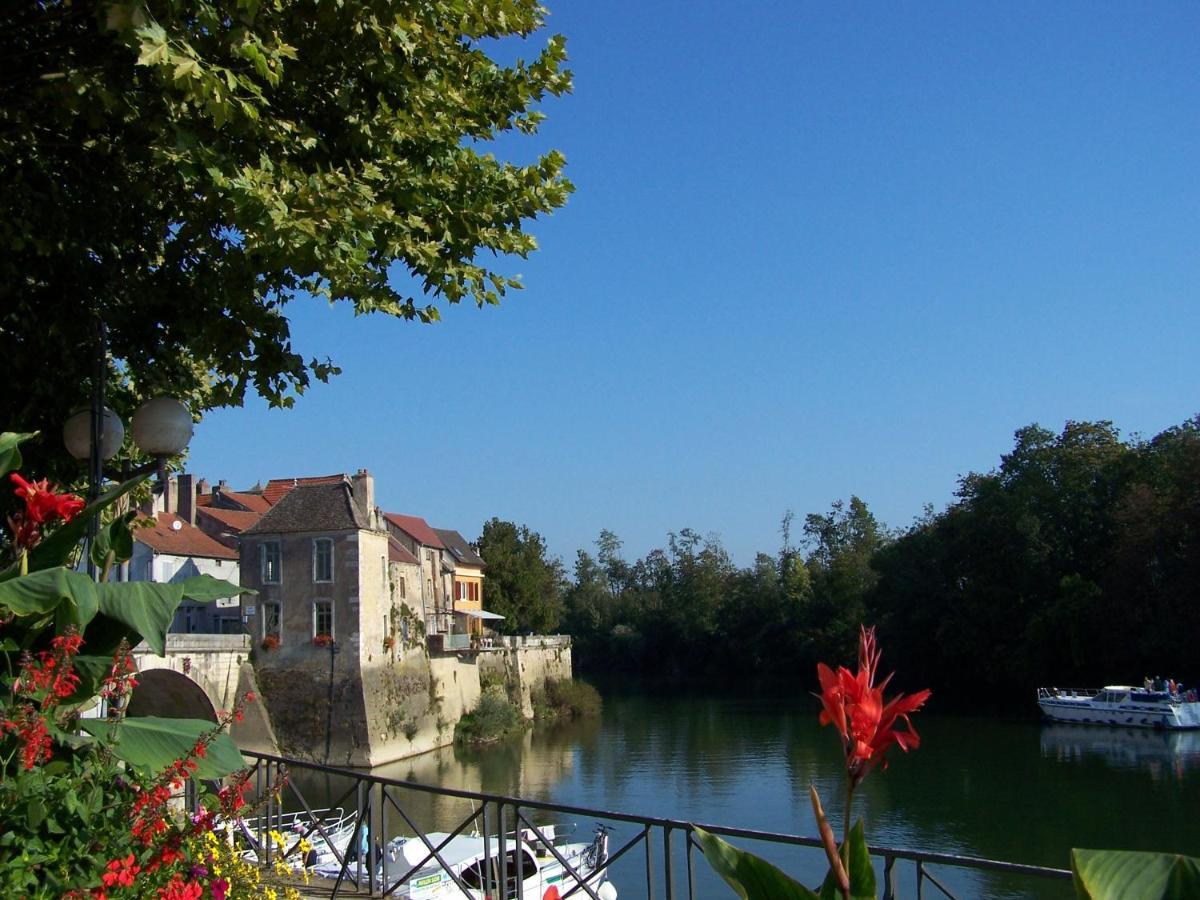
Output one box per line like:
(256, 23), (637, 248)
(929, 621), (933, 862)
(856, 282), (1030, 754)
(262, 474), (346, 506)
(384, 513), (444, 549)
(197, 506), (262, 533)
(135, 513), (238, 560)
(388, 536), (420, 566)
(216, 490), (271, 513)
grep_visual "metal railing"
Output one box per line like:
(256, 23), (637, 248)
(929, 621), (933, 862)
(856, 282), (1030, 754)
(234, 750), (1072, 899)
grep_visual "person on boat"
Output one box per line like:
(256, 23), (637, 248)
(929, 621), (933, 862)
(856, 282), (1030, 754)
(1169, 678), (1177, 695)
(1144, 676), (1153, 691)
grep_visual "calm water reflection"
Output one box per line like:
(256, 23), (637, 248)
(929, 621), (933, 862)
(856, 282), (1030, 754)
(292, 696), (1200, 898)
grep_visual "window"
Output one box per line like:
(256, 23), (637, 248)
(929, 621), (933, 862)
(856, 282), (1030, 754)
(313, 538), (333, 582)
(398, 577), (406, 599)
(313, 599), (333, 639)
(469, 582), (479, 603)
(261, 542), (281, 583)
(263, 601), (281, 637)
(457, 581), (467, 602)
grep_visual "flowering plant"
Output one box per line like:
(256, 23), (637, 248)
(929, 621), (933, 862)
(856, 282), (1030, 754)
(0, 430), (278, 897)
(382, 634), (395, 651)
(312, 633), (333, 648)
(260, 634), (280, 651)
(695, 625), (930, 900)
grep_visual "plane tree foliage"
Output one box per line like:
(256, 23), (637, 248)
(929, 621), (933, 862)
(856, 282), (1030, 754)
(0, 0), (572, 479)
(476, 517), (565, 634)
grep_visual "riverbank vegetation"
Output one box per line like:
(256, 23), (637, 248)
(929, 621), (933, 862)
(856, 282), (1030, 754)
(482, 416), (1200, 714)
(454, 692), (522, 745)
(534, 679), (603, 721)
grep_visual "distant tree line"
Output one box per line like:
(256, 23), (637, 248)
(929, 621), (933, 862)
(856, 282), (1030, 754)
(478, 416), (1200, 712)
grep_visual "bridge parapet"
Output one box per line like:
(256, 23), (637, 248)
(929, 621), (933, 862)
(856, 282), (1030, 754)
(132, 633), (252, 713)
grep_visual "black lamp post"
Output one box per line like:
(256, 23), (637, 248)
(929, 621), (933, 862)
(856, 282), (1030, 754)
(62, 323), (194, 577)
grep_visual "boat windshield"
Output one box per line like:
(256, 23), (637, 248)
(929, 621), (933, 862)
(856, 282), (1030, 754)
(1098, 690), (1129, 704)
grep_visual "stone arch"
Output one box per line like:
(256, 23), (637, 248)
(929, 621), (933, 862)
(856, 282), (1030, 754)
(126, 668), (218, 722)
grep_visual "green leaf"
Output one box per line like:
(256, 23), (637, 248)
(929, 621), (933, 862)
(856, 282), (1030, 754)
(26, 799), (47, 831)
(0, 431), (36, 478)
(0, 567), (98, 628)
(90, 510), (137, 570)
(78, 717), (245, 779)
(693, 826), (820, 900)
(817, 821), (876, 900)
(94, 581), (184, 656)
(1072, 848), (1200, 900)
(180, 574), (248, 603)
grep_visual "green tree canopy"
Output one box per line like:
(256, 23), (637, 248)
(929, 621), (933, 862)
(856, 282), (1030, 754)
(476, 517), (565, 634)
(1, 0), (572, 478)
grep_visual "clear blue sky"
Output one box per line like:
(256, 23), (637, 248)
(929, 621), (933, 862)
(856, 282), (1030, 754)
(188, 1), (1200, 568)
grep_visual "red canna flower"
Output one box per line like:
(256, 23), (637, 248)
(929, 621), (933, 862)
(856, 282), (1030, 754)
(101, 854), (141, 889)
(817, 625), (931, 789)
(11, 472), (84, 525)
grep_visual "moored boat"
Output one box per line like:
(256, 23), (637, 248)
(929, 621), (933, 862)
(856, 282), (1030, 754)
(314, 822), (617, 899)
(1037, 686), (1200, 730)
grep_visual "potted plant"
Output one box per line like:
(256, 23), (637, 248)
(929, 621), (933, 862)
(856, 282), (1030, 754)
(260, 633), (280, 651)
(312, 633), (333, 648)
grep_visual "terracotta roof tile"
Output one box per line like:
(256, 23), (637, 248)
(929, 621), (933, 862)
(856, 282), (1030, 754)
(136, 513), (238, 560)
(197, 506), (262, 533)
(215, 490), (271, 513)
(384, 513), (444, 549)
(262, 474), (346, 506)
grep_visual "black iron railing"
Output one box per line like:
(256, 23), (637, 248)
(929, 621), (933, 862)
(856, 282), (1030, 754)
(233, 750), (1071, 899)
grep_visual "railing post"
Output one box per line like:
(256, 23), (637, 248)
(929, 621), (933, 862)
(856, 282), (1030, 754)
(882, 855), (895, 900)
(499, 803), (509, 900)
(917, 859), (925, 899)
(645, 825), (655, 900)
(381, 780), (390, 890)
(483, 802), (493, 898)
(264, 760), (273, 869)
(685, 827), (695, 900)
(663, 825), (674, 900)
(514, 804), (524, 898)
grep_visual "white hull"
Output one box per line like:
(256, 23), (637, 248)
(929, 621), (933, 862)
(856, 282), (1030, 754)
(1038, 687), (1200, 731)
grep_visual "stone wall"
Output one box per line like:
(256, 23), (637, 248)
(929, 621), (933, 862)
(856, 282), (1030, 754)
(478, 637), (573, 718)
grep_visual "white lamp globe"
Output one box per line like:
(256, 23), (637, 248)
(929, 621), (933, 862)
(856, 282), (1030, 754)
(130, 397), (193, 456)
(598, 882), (618, 900)
(62, 407), (125, 461)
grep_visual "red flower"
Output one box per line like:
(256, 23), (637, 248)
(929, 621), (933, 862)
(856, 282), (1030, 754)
(11, 472), (84, 525)
(101, 854), (141, 889)
(816, 625), (931, 788)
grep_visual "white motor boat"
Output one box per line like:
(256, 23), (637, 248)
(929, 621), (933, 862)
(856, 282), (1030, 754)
(234, 806), (359, 871)
(1037, 686), (1200, 730)
(315, 822), (617, 900)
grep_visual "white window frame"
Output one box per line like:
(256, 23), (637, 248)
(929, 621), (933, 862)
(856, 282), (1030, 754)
(313, 538), (334, 583)
(261, 541), (281, 584)
(313, 599), (333, 639)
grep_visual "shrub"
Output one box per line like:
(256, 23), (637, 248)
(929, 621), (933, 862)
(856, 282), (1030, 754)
(455, 692), (521, 744)
(537, 679), (602, 721)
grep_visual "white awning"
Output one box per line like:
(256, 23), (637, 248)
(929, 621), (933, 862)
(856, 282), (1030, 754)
(457, 609), (505, 620)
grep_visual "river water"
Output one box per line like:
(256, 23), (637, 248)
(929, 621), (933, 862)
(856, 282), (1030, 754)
(295, 695), (1200, 898)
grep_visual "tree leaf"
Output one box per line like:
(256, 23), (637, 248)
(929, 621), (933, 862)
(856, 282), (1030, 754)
(78, 717), (245, 779)
(94, 581), (185, 656)
(693, 826), (820, 900)
(0, 567), (98, 628)
(1072, 848), (1200, 900)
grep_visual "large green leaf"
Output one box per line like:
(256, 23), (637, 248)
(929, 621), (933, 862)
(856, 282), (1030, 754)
(79, 716), (245, 780)
(0, 431), (36, 478)
(0, 567), (98, 628)
(693, 826), (820, 900)
(1072, 848), (1200, 899)
(180, 574), (249, 603)
(95, 581), (185, 656)
(90, 510), (137, 571)
(818, 821), (875, 900)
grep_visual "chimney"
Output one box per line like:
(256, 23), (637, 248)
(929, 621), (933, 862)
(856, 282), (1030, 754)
(351, 469), (375, 525)
(178, 473), (196, 526)
(164, 475), (179, 515)
(197, 478), (210, 497)
(217, 479), (229, 492)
